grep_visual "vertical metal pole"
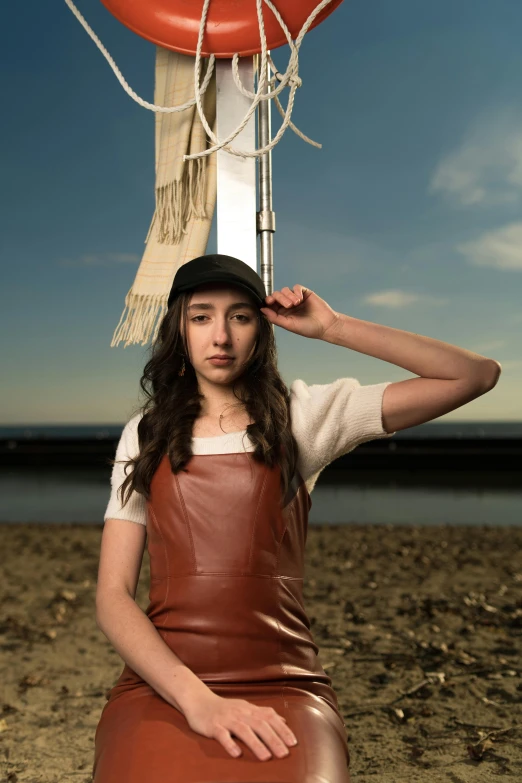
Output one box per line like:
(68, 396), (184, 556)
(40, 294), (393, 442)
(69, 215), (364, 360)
(255, 52), (275, 294)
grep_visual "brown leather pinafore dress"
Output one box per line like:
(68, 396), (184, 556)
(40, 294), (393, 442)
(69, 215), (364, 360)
(93, 448), (351, 782)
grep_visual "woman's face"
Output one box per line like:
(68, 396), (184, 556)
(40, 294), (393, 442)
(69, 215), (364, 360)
(182, 282), (260, 388)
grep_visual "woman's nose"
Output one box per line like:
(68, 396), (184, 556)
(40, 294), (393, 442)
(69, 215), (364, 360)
(212, 321), (233, 340)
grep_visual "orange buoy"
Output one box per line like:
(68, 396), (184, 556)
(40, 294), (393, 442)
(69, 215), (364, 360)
(100, 0), (345, 58)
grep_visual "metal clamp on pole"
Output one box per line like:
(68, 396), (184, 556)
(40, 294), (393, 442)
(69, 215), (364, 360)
(256, 211), (277, 232)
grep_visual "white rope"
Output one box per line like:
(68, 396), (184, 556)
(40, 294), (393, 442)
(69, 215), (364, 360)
(63, 0), (215, 112)
(186, 0), (323, 160)
(63, 0), (337, 159)
(187, 0), (342, 159)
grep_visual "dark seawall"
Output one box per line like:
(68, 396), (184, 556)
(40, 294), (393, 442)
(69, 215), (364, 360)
(1, 437), (521, 489)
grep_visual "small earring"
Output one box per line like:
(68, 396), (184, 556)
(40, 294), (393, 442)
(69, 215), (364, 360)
(178, 356), (185, 376)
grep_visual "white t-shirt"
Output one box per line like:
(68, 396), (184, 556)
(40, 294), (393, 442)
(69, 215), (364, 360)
(104, 378), (396, 526)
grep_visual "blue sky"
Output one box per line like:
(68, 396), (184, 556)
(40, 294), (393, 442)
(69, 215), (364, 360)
(1, 0), (521, 424)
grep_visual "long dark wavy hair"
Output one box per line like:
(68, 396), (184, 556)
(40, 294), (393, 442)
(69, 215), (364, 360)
(113, 287), (300, 511)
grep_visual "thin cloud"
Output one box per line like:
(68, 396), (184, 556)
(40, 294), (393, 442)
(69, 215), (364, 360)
(429, 107), (522, 207)
(457, 222), (522, 270)
(362, 289), (449, 309)
(57, 252), (140, 267)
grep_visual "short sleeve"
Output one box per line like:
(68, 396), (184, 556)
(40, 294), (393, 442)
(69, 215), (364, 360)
(104, 413), (147, 526)
(290, 378), (396, 492)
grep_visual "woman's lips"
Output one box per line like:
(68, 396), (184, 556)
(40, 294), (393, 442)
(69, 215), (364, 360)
(208, 357), (234, 365)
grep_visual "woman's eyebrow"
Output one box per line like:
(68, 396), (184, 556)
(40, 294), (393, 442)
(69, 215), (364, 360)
(187, 302), (255, 311)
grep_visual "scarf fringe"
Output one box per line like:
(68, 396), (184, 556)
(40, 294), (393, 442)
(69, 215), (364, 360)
(110, 290), (169, 349)
(154, 157), (207, 245)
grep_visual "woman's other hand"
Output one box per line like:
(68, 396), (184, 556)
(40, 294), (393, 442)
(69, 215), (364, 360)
(184, 691), (298, 761)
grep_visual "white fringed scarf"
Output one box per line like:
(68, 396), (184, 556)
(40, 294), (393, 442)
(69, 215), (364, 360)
(111, 47), (217, 348)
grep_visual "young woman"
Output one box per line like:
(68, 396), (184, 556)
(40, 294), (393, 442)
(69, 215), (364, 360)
(93, 253), (500, 782)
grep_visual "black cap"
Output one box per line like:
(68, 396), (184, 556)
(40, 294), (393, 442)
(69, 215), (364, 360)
(167, 253), (267, 310)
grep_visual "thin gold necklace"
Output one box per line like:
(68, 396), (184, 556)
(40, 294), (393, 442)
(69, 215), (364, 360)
(218, 402), (245, 433)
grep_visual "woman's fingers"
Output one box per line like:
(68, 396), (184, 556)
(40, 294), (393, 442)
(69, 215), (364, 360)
(226, 718), (291, 761)
(281, 286), (301, 306)
(213, 724), (243, 757)
(265, 289), (301, 309)
(257, 716), (296, 757)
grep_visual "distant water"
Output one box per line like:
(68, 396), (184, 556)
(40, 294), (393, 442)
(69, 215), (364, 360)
(2, 421), (522, 439)
(0, 467), (520, 526)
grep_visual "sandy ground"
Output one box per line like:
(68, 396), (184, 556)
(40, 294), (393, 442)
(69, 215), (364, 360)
(1, 521), (521, 782)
